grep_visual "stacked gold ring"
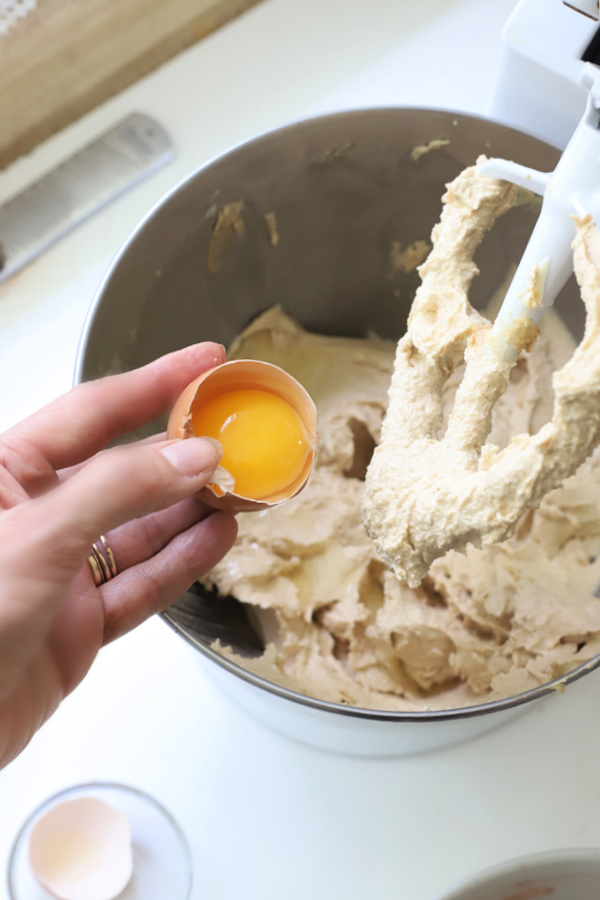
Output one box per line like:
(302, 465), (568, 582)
(87, 535), (118, 586)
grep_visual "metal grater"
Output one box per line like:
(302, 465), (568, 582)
(0, 112), (175, 284)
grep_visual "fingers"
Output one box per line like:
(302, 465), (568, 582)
(99, 511), (238, 643)
(102, 495), (214, 572)
(0, 436), (59, 508)
(0, 436), (226, 699)
(4, 342), (226, 473)
(8, 437), (225, 584)
(56, 432), (167, 485)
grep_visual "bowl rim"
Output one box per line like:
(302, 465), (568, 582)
(435, 847), (600, 900)
(5, 780), (193, 900)
(76, 103), (595, 725)
(161, 604), (600, 723)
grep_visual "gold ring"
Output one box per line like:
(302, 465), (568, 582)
(87, 535), (118, 586)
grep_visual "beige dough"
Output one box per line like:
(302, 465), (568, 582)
(205, 305), (600, 711)
(362, 161), (600, 588)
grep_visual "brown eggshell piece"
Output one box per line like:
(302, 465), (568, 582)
(167, 358), (318, 513)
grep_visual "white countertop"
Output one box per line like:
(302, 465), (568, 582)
(3, 1), (600, 898)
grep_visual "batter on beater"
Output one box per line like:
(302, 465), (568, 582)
(362, 160), (600, 587)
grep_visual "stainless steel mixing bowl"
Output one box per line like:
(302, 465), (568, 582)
(75, 107), (597, 756)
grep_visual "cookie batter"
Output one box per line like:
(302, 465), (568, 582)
(362, 162), (600, 588)
(204, 305), (600, 711)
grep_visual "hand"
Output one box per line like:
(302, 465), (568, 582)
(0, 343), (238, 768)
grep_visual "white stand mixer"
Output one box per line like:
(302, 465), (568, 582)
(481, 60), (600, 361)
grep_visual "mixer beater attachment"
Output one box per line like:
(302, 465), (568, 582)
(362, 63), (600, 587)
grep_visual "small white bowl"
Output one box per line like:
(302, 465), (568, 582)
(7, 782), (192, 900)
(437, 849), (600, 900)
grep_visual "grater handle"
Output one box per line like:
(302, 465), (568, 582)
(0, 113), (175, 285)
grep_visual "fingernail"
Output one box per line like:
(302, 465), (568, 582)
(161, 438), (222, 477)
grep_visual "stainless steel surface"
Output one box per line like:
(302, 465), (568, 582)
(76, 107), (594, 735)
(0, 114), (174, 284)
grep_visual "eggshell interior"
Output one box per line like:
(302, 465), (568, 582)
(29, 797), (133, 900)
(167, 358), (318, 512)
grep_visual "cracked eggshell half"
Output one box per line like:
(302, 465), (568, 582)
(28, 797), (133, 900)
(167, 358), (318, 512)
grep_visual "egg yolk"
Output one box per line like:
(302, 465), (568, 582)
(191, 387), (311, 500)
